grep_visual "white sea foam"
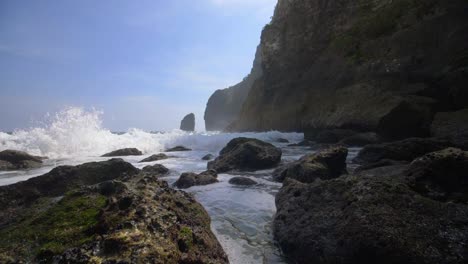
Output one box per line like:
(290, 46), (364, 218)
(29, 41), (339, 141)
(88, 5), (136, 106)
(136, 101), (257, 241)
(0, 107), (303, 159)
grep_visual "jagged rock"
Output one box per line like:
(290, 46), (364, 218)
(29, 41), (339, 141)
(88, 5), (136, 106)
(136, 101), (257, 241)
(204, 45), (263, 131)
(0, 150), (43, 170)
(274, 163), (468, 263)
(174, 170), (218, 189)
(273, 146), (348, 183)
(224, 0), (468, 134)
(101, 148), (143, 157)
(201, 154), (214, 161)
(141, 164), (169, 176)
(338, 132), (381, 147)
(431, 108), (468, 149)
(180, 113), (195, 132)
(0, 160), (228, 263)
(228, 177), (257, 186)
(165, 146), (192, 152)
(207, 137), (282, 173)
(407, 147), (468, 203)
(353, 137), (455, 165)
(139, 154), (170, 163)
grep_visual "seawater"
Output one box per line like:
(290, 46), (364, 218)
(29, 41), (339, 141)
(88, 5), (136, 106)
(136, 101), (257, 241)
(0, 107), (359, 263)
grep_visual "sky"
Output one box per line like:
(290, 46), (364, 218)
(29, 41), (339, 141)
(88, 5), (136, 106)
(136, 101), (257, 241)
(0, 0), (276, 131)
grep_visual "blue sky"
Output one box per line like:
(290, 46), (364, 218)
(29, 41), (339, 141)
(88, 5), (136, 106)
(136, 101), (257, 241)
(0, 0), (276, 131)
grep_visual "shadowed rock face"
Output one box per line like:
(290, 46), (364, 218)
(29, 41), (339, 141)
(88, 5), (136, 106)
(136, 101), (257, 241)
(180, 113), (195, 132)
(207, 137), (282, 173)
(0, 160), (227, 263)
(223, 0), (468, 136)
(204, 45), (263, 131)
(431, 108), (468, 149)
(0, 150), (43, 170)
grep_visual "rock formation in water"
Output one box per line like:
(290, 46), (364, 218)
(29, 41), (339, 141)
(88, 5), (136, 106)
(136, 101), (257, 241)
(0, 149), (44, 170)
(204, 45), (263, 131)
(210, 0), (468, 141)
(180, 113), (195, 132)
(0, 159), (227, 263)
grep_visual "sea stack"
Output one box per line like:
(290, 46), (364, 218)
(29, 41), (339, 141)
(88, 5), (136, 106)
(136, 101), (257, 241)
(180, 113), (195, 132)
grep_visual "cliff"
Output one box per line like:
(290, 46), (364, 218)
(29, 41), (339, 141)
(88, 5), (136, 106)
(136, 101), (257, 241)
(223, 0), (468, 139)
(204, 45), (263, 131)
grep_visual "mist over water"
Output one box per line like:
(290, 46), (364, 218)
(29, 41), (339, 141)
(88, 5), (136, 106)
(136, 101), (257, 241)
(0, 107), (303, 159)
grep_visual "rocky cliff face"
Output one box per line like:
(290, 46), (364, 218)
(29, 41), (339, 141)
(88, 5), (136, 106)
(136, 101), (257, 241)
(204, 45), (263, 131)
(226, 0), (468, 138)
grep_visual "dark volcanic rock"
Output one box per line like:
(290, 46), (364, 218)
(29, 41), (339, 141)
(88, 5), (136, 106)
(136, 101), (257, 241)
(273, 146), (348, 183)
(228, 177), (257, 186)
(307, 129), (357, 144)
(180, 113), (195, 132)
(141, 164), (169, 176)
(165, 146), (192, 152)
(224, 0), (468, 135)
(0, 150), (43, 170)
(201, 154), (214, 161)
(274, 164), (468, 264)
(204, 45), (263, 131)
(101, 148), (143, 157)
(139, 153), (170, 163)
(407, 147), (468, 203)
(174, 170), (218, 189)
(0, 160), (228, 263)
(338, 132), (381, 147)
(354, 137), (455, 165)
(431, 108), (468, 149)
(207, 137), (282, 173)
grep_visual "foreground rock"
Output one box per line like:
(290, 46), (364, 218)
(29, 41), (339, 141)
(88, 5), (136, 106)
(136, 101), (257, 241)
(0, 150), (43, 170)
(139, 153), (171, 163)
(431, 109), (468, 149)
(228, 177), (257, 186)
(274, 147), (468, 263)
(174, 170), (218, 189)
(141, 164), (170, 176)
(180, 113), (195, 132)
(0, 160), (227, 263)
(273, 146), (348, 183)
(208, 137), (282, 173)
(166, 146), (192, 152)
(101, 148), (143, 157)
(354, 137), (454, 165)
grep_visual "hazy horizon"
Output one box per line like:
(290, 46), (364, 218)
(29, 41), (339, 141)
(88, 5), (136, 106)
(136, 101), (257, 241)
(0, 0), (276, 132)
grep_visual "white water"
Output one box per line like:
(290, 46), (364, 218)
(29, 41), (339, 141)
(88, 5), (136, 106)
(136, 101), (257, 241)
(0, 107), (310, 263)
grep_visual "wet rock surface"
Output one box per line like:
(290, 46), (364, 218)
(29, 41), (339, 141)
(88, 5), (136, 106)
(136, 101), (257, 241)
(273, 146), (348, 183)
(139, 153), (171, 163)
(174, 170), (218, 189)
(141, 164), (170, 176)
(201, 154), (214, 161)
(165, 146), (192, 152)
(431, 108), (468, 149)
(208, 137), (282, 173)
(228, 177), (257, 186)
(101, 148), (143, 157)
(0, 150), (43, 170)
(180, 113), (195, 132)
(0, 160), (227, 263)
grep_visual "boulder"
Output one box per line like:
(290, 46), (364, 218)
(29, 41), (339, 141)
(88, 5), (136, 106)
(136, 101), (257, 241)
(431, 109), (468, 149)
(0, 160), (228, 263)
(407, 147), (468, 203)
(0, 150), (43, 170)
(276, 138), (290, 143)
(138, 153), (170, 163)
(141, 164), (169, 176)
(207, 137), (282, 173)
(353, 137), (454, 165)
(274, 164), (468, 264)
(273, 146), (348, 183)
(101, 148), (143, 157)
(165, 146), (192, 152)
(201, 154), (214, 161)
(228, 177), (257, 186)
(180, 113), (195, 132)
(338, 132), (381, 146)
(174, 170), (218, 189)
